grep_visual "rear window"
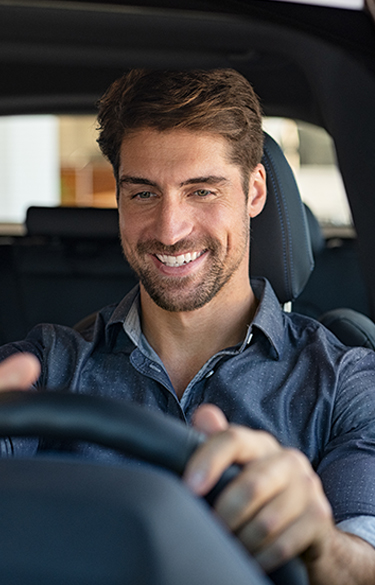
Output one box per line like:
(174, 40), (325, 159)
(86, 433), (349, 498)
(0, 114), (351, 235)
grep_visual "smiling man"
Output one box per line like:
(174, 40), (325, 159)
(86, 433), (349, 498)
(115, 126), (265, 396)
(1, 69), (375, 584)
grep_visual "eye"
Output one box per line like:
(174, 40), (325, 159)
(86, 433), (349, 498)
(194, 189), (212, 197)
(133, 191), (156, 200)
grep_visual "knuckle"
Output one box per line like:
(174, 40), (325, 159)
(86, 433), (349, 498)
(285, 447), (309, 469)
(256, 513), (279, 541)
(284, 448), (320, 483)
(226, 425), (243, 442)
(244, 471), (269, 501)
(257, 430), (280, 451)
(272, 538), (295, 564)
(311, 492), (333, 522)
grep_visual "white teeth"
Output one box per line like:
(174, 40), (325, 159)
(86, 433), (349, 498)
(156, 251), (202, 267)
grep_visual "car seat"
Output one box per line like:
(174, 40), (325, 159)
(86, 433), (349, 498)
(293, 206), (370, 320)
(252, 133), (375, 350)
(250, 133), (314, 305)
(0, 206), (138, 344)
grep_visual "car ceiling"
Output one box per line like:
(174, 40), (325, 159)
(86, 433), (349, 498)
(1, 0), (375, 315)
(0, 0), (373, 119)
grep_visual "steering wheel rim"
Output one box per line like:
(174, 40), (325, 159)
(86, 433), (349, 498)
(0, 390), (204, 473)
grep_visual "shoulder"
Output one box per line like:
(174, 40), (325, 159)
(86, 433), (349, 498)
(284, 309), (362, 353)
(281, 310), (375, 384)
(0, 300), (123, 371)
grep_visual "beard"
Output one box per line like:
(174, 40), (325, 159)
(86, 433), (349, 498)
(121, 223), (249, 313)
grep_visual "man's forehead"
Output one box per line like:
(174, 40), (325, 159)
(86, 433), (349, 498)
(119, 126), (230, 147)
(118, 127), (238, 176)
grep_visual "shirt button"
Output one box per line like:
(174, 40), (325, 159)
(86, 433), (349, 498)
(149, 363), (161, 373)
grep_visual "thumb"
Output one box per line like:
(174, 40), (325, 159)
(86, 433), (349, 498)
(192, 403), (228, 436)
(0, 353), (41, 392)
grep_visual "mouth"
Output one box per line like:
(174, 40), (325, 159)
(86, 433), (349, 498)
(154, 250), (205, 267)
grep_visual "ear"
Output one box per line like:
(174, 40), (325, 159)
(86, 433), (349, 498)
(247, 163), (267, 219)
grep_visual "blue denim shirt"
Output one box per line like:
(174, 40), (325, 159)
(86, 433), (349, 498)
(2, 278), (375, 545)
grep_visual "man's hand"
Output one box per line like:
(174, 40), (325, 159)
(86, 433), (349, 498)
(183, 404), (334, 573)
(0, 353), (40, 392)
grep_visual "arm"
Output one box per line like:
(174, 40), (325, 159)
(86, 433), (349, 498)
(303, 529), (375, 585)
(183, 404), (375, 585)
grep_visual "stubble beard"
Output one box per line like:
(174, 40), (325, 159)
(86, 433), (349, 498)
(121, 221), (250, 313)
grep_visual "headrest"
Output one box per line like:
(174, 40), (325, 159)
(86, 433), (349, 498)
(250, 133), (314, 304)
(319, 308), (375, 350)
(26, 206), (119, 239)
(303, 204), (325, 258)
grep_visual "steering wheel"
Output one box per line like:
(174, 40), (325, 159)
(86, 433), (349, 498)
(0, 390), (308, 585)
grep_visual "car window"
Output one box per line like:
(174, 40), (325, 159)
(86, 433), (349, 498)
(262, 117), (353, 235)
(0, 114), (351, 236)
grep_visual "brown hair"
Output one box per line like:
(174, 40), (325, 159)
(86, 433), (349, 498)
(97, 68), (263, 193)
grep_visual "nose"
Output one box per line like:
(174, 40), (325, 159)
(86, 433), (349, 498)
(153, 197), (193, 246)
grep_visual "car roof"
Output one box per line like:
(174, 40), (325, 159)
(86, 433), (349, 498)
(0, 0), (374, 119)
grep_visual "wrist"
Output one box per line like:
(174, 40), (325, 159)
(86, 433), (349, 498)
(302, 528), (375, 585)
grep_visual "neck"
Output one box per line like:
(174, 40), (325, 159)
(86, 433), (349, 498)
(140, 279), (258, 399)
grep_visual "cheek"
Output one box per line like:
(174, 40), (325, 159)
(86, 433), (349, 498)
(119, 213), (138, 254)
(226, 209), (250, 250)
(216, 204), (249, 235)
(119, 208), (142, 240)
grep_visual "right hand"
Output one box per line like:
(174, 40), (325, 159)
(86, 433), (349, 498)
(184, 404), (334, 573)
(0, 353), (40, 392)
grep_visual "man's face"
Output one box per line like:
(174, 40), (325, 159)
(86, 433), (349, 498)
(118, 128), (265, 312)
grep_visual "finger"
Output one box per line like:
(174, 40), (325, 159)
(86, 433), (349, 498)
(237, 468), (324, 550)
(253, 499), (333, 572)
(214, 449), (299, 531)
(184, 425), (280, 496)
(230, 454), (332, 570)
(216, 447), (325, 533)
(0, 353), (41, 391)
(192, 403), (228, 435)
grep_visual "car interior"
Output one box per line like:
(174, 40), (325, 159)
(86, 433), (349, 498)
(0, 1), (375, 583)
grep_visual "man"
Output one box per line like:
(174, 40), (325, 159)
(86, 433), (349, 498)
(1, 68), (375, 583)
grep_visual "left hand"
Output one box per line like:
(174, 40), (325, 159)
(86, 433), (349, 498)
(183, 404), (334, 572)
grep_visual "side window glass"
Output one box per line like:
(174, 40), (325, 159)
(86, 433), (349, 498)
(262, 118), (353, 236)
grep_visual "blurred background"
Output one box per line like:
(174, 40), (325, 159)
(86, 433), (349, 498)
(0, 114), (351, 236)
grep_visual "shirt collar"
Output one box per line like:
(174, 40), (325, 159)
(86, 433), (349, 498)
(105, 285), (140, 348)
(105, 278), (285, 360)
(105, 286), (163, 363)
(251, 277), (285, 359)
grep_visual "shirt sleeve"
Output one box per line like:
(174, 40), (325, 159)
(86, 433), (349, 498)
(337, 516), (375, 549)
(317, 348), (375, 522)
(0, 326), (45, 367)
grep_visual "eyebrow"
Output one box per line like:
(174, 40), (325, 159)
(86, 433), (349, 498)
(119, 175), (230, 188)
(180, 176), (229, 187)
(119, 176), (157, 187)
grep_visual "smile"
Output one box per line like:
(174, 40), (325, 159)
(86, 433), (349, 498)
(155, 251), (205, 267)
